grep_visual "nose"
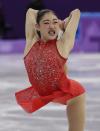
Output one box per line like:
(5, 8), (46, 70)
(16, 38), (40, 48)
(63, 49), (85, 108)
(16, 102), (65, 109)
(49, 23), (55, 29)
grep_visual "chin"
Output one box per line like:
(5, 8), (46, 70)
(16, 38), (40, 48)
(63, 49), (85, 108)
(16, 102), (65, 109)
(48, 35), (57, 40)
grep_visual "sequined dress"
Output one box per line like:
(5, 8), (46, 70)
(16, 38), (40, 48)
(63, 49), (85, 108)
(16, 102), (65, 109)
(15, 39), (85, 113)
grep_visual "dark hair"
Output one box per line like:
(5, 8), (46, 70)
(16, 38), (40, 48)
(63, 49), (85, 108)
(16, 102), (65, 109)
(36, 9), (57, 24)
(36, 9), (57, 37)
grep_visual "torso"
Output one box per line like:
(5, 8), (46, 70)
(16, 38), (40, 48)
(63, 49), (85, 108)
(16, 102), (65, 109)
(24, 39), (67, 96)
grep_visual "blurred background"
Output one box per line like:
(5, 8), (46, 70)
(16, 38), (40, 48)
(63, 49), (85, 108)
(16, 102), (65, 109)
(0, 0), (100, 131)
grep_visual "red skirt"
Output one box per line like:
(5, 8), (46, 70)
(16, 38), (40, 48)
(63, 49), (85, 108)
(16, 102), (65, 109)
(15, 76), (85, 113)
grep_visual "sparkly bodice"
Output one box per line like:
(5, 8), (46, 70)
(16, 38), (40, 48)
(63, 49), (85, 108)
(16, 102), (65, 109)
(24, 39), (67, 96)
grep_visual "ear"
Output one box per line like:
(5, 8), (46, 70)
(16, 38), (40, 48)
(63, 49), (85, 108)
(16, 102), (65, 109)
(35, 24), (40, 31)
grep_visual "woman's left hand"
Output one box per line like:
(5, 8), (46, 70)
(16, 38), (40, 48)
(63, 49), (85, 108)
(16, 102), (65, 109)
(59, 20), (65, 31)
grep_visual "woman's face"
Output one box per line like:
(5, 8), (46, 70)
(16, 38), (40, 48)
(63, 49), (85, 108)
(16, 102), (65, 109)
(37, 12), (60, 41)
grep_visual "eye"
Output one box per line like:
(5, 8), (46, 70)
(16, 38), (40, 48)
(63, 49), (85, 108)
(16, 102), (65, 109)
(53, 21), (58, 24)
(44, 22), (49, 25)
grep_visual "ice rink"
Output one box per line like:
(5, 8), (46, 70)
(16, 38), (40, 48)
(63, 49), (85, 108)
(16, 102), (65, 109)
(0, 53), (100, 131)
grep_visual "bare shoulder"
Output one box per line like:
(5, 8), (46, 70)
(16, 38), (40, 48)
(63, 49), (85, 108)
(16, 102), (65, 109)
(23, 36), (38, 58)
(56, 40), (69, 59)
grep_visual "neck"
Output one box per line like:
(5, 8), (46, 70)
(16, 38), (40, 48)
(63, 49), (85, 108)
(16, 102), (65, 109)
(40, 36), (48, 43)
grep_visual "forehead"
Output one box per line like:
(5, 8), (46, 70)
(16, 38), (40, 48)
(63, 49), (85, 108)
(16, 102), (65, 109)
(41, 12), (58, 21)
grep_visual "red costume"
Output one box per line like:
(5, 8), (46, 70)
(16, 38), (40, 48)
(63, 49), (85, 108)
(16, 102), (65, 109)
(15, 39), (85, 113)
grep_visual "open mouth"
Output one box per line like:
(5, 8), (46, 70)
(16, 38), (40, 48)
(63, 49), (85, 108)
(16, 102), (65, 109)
(48, 30), (56, 36)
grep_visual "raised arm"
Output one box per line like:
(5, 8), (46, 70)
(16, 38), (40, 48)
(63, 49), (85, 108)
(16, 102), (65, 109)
(25, 8), (38, 45)
(59, 9), (80, 57)
(24, 8), (39, 56)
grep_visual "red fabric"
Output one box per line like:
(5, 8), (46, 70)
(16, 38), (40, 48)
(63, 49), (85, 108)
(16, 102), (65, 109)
(15, 39), (85, 113)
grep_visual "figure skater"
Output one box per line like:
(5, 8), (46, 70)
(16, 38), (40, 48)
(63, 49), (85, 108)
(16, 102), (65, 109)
(15, 8), (86, 131)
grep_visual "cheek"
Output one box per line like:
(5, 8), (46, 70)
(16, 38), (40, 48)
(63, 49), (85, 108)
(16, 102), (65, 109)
(43, 24), (49, 29)
(54, 24), (59, 29)
(40, 28), (48, 35)
(57, 27), (61, 33)
(55, 26), (60, 33)
(42, 26), (49, 34)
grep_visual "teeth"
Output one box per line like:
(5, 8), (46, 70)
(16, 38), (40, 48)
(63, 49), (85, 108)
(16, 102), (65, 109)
(48, 31), (55, 35)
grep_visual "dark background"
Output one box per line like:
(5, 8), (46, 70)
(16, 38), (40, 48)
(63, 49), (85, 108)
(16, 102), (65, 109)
(1, 0), (100, 38)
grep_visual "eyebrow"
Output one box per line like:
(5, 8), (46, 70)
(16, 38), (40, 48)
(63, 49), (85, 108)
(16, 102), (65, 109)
(42, 19), (58, 22)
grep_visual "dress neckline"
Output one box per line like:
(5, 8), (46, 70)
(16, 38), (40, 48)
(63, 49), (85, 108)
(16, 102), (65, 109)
(23, 39), (57, 60)
(38, 39), (57, 44)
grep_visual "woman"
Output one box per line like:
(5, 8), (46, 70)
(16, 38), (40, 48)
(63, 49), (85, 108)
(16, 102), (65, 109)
(15, 8), (86, 131)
